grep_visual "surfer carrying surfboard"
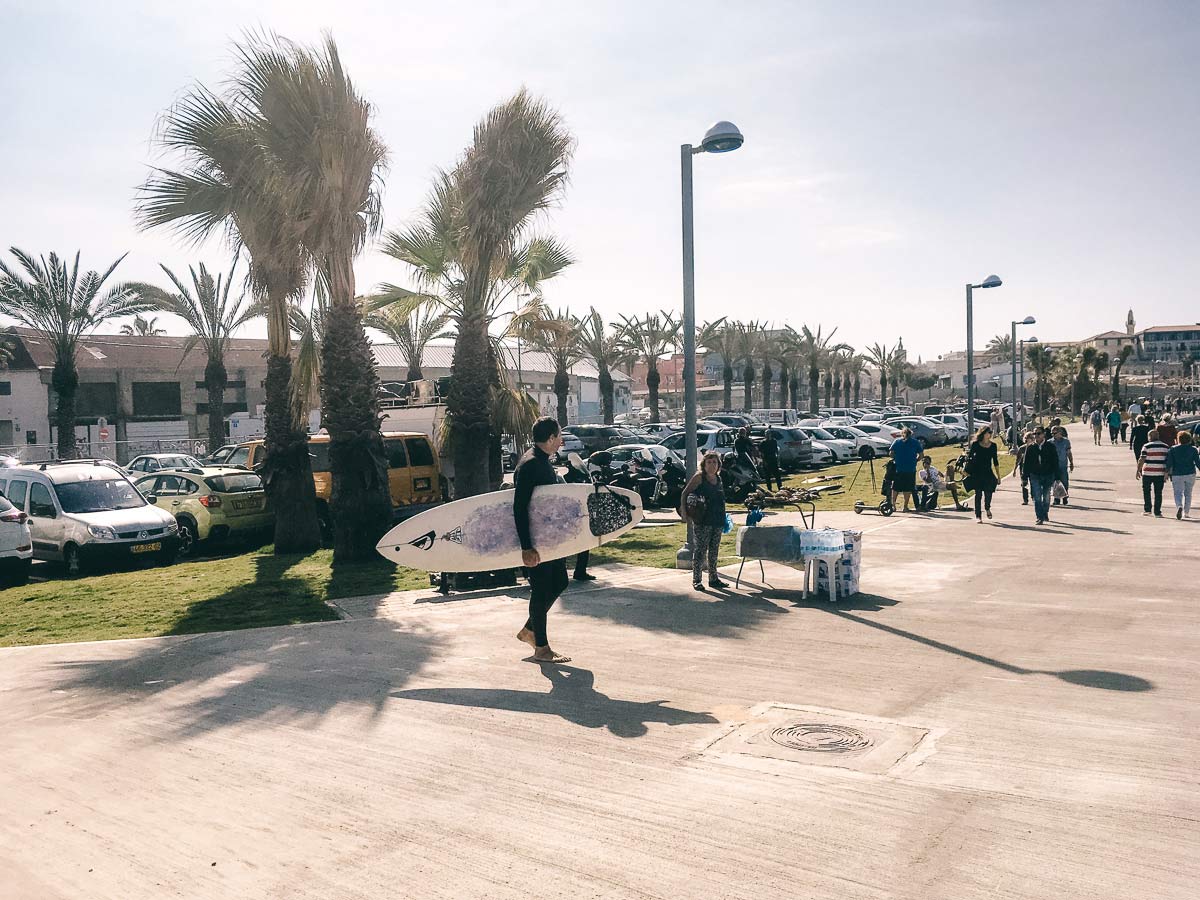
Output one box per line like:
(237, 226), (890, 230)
(514, 417), (573, 664)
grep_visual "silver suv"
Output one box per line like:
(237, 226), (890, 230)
(0, 460), (180, 575)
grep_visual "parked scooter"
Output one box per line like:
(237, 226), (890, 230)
(719, 451), (761, 503)
(586, 451), (659, 506)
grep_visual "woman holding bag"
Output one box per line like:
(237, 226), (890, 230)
(679, 451), (728, 591)
(965, 425), (1002, 523)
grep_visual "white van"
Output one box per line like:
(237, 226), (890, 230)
(750, 408), (799, 427)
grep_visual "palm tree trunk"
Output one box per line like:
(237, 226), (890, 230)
(843, 375), (851, 407)
(853, 373), (861, 406)
(448, 315), (492, 499)
(263, 353), (323, 553)
(723, 366), (733, 411)
(204, 357), (227, 455)
(646, 366), (661, 423)
(824, 372), (833, 407)
(808, 367), (819, 413)
(406, 364), (423, 381)
(789, 374), (799, 410)
(599, 365), (614, 424)
(322, 258), (393, 562)
(554, 369), (569, 426)
(762, 363), (772, 408)
(742, 363), (754, 412)
(777, 363), (788, 410)
(52, 359), (79, 460)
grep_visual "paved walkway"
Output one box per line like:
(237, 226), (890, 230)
(1, 424), (1196, 899)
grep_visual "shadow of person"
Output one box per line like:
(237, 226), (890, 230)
(392, 665), (718, 738)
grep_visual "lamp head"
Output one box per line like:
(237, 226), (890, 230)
(700, 121), (744, 153)
(1021, 316), (1036, 325)
(980, 275), (1003, 289)
(1025, 336), (1038, 343)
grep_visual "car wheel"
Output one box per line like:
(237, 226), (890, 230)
(62, 543), (83, 577)
(176, 518), (197, 557)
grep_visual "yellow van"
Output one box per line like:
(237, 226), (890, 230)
(228, 432), (443, 527)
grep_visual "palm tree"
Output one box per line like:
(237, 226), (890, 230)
(844, 353), (867, 405)
(986, 333), (1014, 364)
(1025, 344), (1054, 412)
(229, 34), (392, 562)
(733, 321), (765, 412)
(889, 348), (910, 403)
(618, 311), (679, 422)
(1072, 346), (1099, 413)
(1092, 351), (1110, 400)
(526, 308), (582, 425)
(132, 259), (260, 455)
(135, 38), (322, 553)
(864, 343), (891, 403)
(759, 328), (782, 408)
(576, 309), (629, 424)
(0, 250), (150, 459)
(366, 304), (453, 381)
(1111, 344), (1134, 402)
(121, 314), (167, 336)
(700, 319), (739, 412)
(374, 91), (573, 499)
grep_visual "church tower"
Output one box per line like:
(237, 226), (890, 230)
(1126, 309), (1135, 336)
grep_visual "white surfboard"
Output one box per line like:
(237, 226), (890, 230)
(375, 484), (644, 572)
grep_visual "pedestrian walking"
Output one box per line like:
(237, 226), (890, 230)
(964, 426), (1002, 522)
(1119, 408), (1130, 443)
(1106, 406), (1122, 445)
(514, 417), (573, 664)
(1157, 414), (1178, 447)
(990, 407), (1004, 446)
(679, 451), (728, 591)
(1089, 408), (1103, 445)
(888, 427), (923, 512)
(1165, 431), (1199, 519)
(759, 428), (784, 492)
(1012, 430), (1034, 505)
(1130, 415), (1151, 462)
(1136, 428), (1170, 517)
(1050, 426), (1075, 505)
(1022, 426), (1061, 525)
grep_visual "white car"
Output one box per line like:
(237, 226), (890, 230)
(822, 425), (893, 456)
(851, 422), (904, 444)
(2, 461), (181, 576)
(797, 427), (855, 463)
(926, 414), (970, 441)
(0, 493), (33, 584)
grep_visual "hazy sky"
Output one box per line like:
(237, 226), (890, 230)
(3, 1), (1197, 364)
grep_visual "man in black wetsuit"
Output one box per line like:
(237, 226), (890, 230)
(513, 417), (572, 664)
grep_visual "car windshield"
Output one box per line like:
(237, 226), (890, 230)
(165, 456), (201, 469)
(808, 428), (838, 441)
(55, 478), (145, 513)
(205, 473), (264, 494)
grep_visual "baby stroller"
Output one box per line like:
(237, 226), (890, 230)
(853, 458), (896, 516)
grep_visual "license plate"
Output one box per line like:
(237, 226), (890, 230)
(234, 498), (262, 511)
(131, 542), (162, 554)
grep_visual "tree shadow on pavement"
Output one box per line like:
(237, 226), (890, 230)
(50, 553), (442, 739)
(392, 665), (718, 738)
(560, 582), (788, 638)
(825, 607), (1153, 692)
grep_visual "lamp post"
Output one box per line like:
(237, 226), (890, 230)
(1019, 336), (1037, 428)
(965, 275), (1002, 436)
(1010, 316), (1035, 445)
(1150, 359), (1165, 405)
(677, 120), (744, 568)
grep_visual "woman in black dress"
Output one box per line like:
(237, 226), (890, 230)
(679, 451), (728, 590)
(965, 426), (1002, 522)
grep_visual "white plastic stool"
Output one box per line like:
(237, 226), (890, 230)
(802, 553), (843, 602)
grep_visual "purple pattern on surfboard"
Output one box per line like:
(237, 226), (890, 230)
(460, 494), (585, 555)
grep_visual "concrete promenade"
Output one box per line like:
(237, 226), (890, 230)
(1, 424), (1196, 899)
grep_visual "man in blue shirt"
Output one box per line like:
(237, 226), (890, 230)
(889, 427), (924, 512)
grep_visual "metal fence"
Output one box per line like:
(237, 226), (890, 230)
(0, 436), (247, 467)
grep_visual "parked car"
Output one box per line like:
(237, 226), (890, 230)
(850, 422), (904, 443)
(558, 431), (586, 456)
(126, 453), (204, 475)
(134, 466), (272, 557)
(822, 425), (892, 457)
(202, 444), (242, 467)
(231, 432), (443, 535)
(748, 425), (814, 471)
(702, 413), (760, 429)
(0, 460), (180, 575)
(750, 408), (800, 427)
(0, 493), (33, 584)
(657, 427), (738, 462)
(796, 427), (855, 463)
(561, 425), (640, 457)
(638, 422), (681, 439)
(925, 414), (970, 441)
(882, 417), (949, 447)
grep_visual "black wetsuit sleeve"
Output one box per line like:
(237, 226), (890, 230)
(513, 461), (536, 551)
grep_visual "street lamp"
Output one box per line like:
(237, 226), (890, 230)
(966, 275), (1002, 435)
(1019, 336), (1038, 425)
(1150, 359), (1166, 405)
(678, 120), (743, 567)
(1010, 316), (1035, 444)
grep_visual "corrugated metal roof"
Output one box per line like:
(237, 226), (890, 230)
(374, 341), (629, 381)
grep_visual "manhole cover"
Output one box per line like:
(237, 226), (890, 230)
(768, 723), (873, 753)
